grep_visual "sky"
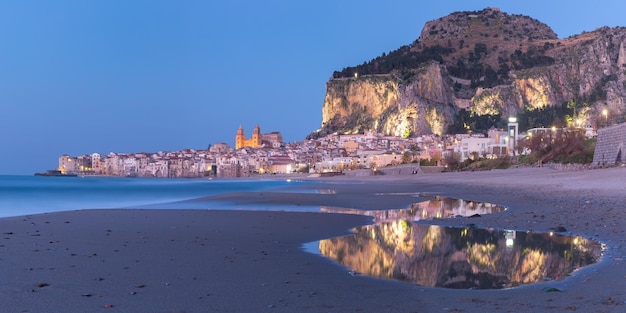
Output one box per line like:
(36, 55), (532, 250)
(1, 0), (625, 175)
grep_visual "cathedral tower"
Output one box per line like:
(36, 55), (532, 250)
(235, 125), (245, 150)
(235, 125), (263, 149)
(251, 125), (262, 147)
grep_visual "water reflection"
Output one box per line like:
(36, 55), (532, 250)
(321, 196), (505, 222)
(318, 222), (602, 289)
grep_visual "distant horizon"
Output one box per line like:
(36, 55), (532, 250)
(2, 1), (625, 175)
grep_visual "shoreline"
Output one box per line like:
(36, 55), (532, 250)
(1, 166), (625, 312)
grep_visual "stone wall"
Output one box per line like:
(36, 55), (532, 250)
(592, 122), (626, 166)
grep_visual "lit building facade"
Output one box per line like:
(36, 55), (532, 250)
(235, 125), (262, 150)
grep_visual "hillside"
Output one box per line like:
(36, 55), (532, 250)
(312, 8), (626, 138)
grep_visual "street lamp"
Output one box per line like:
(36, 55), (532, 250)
(507, 117), (518, 156)
(602, 108), (608, 127)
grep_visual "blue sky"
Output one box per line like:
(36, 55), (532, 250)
(1, 0), (624, 174)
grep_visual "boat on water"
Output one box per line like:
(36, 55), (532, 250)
(34, 170), (78, 177)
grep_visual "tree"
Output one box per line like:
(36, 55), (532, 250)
(402, 151), (413, 164)
(443, 152), (462, 171)
(402, 127), (412, 139)
(518, 128), (591, 164)
(474, 43), (487, 56)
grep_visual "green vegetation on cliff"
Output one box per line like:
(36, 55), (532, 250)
(332, 45), (454, 78)
(332, 8), (557, 90)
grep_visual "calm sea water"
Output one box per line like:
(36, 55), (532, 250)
(0, 175), (306, 218)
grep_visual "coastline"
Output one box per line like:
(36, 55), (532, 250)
(1, 166), (625, 312)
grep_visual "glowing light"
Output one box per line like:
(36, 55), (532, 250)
(508, 116), (517, 123)
(505, 230), (515, 247)
(575, 118), (583, 127)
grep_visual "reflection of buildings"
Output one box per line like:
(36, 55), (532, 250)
(321, 196), (505, 223)
(505, 230), (516, 248)
(318, 223), (600, 289)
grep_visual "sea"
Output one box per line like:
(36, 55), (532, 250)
(0, 175), (311, 218)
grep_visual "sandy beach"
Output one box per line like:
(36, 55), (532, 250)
(1, 166), (626, 312)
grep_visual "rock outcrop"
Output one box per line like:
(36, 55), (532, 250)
(320, 62), (456, 137)
(314, 8), (626, 137)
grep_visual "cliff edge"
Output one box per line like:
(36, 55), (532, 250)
(312, 8), (626, 138)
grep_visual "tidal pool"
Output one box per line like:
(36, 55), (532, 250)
(306, 197), (602, 289)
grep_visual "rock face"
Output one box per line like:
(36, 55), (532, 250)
(321, 62), (456, 136)
(315, 8), (626, 137)
(472, 27), (626, 114)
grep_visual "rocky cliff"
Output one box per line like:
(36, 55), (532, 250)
(320, 62), (456, 137)
(313, 8), (626, 138)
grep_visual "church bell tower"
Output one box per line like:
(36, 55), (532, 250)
(235, 125), (245, 150)
(252, 125), (261, 147)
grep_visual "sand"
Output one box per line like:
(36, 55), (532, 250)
(1, 166), (625, 312)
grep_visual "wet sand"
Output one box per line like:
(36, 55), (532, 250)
(1, 166), (625, 312)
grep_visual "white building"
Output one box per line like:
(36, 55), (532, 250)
(456, 137), (495, 161)
(58, 155), (78, 174)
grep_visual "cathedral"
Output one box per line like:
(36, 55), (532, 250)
(235, 125), (262, 149)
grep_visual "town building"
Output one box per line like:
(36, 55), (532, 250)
(235, 125), (262, 150)
(209, 142), (233, 154)
(63, 122), (596, 178)
(262, 132), (284, 148)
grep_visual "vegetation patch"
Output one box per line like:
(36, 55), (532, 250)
(518, 130), (595, 165)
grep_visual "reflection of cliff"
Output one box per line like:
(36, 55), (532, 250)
(319, 222), (600, 289)
(320, 196), (505, 222)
